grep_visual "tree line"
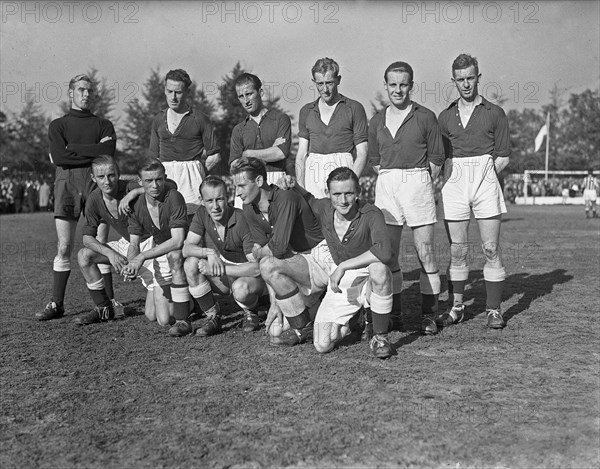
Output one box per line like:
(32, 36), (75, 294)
(1, 65), (598, 176)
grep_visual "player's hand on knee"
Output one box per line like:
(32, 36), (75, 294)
(111, 254), (129, 274)
(207, 253), (226, 277)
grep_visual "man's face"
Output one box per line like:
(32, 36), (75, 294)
(69, 80), (94, 111)
(165, 79), (189, 112)
(139, 169), (166, 200)
(232, 172), (261, 205)
(201, 184), (229, 222)
(92, 164), (119, 196)
(313, 70), (340, 105)
(327, 178), (359, 217)
(236, 83), (263, 116)
(385, 71), (413, 109)
(452, 66), (480, 102)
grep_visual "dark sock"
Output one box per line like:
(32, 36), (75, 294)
(391, 293), (402, 316)
(287, 308), (311, 329)
(88, 288), (110, 307)
(171, 284), (190, 321)
(372, 311), (390, 335)
(421, 294), (439, 315)
(52, 270), (71, 307)
(448, 279), (466, 299)
(196, 290), (216, 313)
(485, 280), (504, 310)
(102, 272), (114, 300)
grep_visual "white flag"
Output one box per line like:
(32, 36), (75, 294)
(534, 124), (547, 152)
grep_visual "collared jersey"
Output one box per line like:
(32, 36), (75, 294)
(368, 102), (445, 169)
(128, 188), (188, 245)
(229, 108), (292, 173)
(438, 97), (511, 159)
(189, 206), (254, 263)
(149, 108), (220, 162)
(583, 175), (599, 191)
(242, 185), (324, 259)
(298, 95), (368, 154)
(295, 186), (392, 266)
(82, 180), (147, 242)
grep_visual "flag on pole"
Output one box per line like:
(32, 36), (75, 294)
(534, 124), (547, 152)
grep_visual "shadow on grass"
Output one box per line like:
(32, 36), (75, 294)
(453, 268), (574, 325)
(390, 268), (573, 345)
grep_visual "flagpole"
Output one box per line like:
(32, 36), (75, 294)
(544, 112), (550, 181)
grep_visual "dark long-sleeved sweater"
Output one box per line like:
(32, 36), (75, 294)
(48, 108), (116, 168)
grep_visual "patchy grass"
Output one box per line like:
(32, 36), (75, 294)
(1, 205), (599, 468)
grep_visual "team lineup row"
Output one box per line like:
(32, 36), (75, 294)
(37, 54), (511, 359)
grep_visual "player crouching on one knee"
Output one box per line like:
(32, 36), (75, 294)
(171, 175), (268, 338)
(280, 167), (395, 359)
(118, 158), (189, 331)
(75, 156), (157, 324)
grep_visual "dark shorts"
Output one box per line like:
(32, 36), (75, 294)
(53, 166), (95, 220)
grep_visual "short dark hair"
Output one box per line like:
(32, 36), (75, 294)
(589, 168), (595, 175)
(165, 69), (192, 89)
(311, 57), (340, 78)
(199, 175), (228, 197)
(234, 73), (262, 91)
(229, 157), (267, 181)
(137, 158), (165, 176)
(69, 74), (93, 90)
(91, 155), (119, 174)
(452, 54), (479, 75)
(326, 167), (360, 192)
(384, 61), (414, 83)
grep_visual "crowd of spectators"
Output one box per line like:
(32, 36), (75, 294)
(0, 173), (54, 214)
(1, 172), (596, 214)
(503, 175), (597, 204)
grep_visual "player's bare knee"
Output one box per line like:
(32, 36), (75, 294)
(183, 257), (199, 278)
(368, 263), (392, 291)
(231, 278), (251, 303)
(450, 242), (469, 266)
(77, 248), (92, 268)
(258, 256), (279, 280)
(481, 242), (500, 263)
(167, 250), (184, 269)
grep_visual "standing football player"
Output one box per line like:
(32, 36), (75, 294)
(296, 57), (369, 198)
(229, 73), (292, 207)
(37, 74), (117, 321)
(368, 61), (445, 336)
(436, 54), (511, 331)
(582, 169), (599, 218)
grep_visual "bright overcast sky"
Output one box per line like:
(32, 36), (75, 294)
(2, 0), (599, 131)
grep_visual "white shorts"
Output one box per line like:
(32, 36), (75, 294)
(314, 266), (371, 325)
(298, 239), (333, 299)
(375, 168), (437, 227)
(234, 170), (286, 209)
(305, 153), (353, 198)
(562, 188), (570, 197)
(107, 237), (171, 289)
(162, 160), (205, 215)
(583, 189), (597, 202)
(440, 155), (507, 220)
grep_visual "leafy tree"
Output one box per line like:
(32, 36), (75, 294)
(59, 68), (117, 121)
(559, 88), (599, 170)
(0, 99), (52, 173)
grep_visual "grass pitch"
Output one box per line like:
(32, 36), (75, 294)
(1, 205), (599, 468)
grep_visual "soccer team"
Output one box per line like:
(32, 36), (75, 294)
(36, 54), (511, 360)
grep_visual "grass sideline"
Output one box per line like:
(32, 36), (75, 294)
(1, 205), (599, 468)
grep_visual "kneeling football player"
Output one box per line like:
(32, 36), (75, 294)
(120, 158), (189, 333)
(178, 175), (268, 337)
(75, 156), (158, 324)
(287, 167), (395, 358)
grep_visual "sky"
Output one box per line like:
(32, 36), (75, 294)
(1, 0), (599, 134)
